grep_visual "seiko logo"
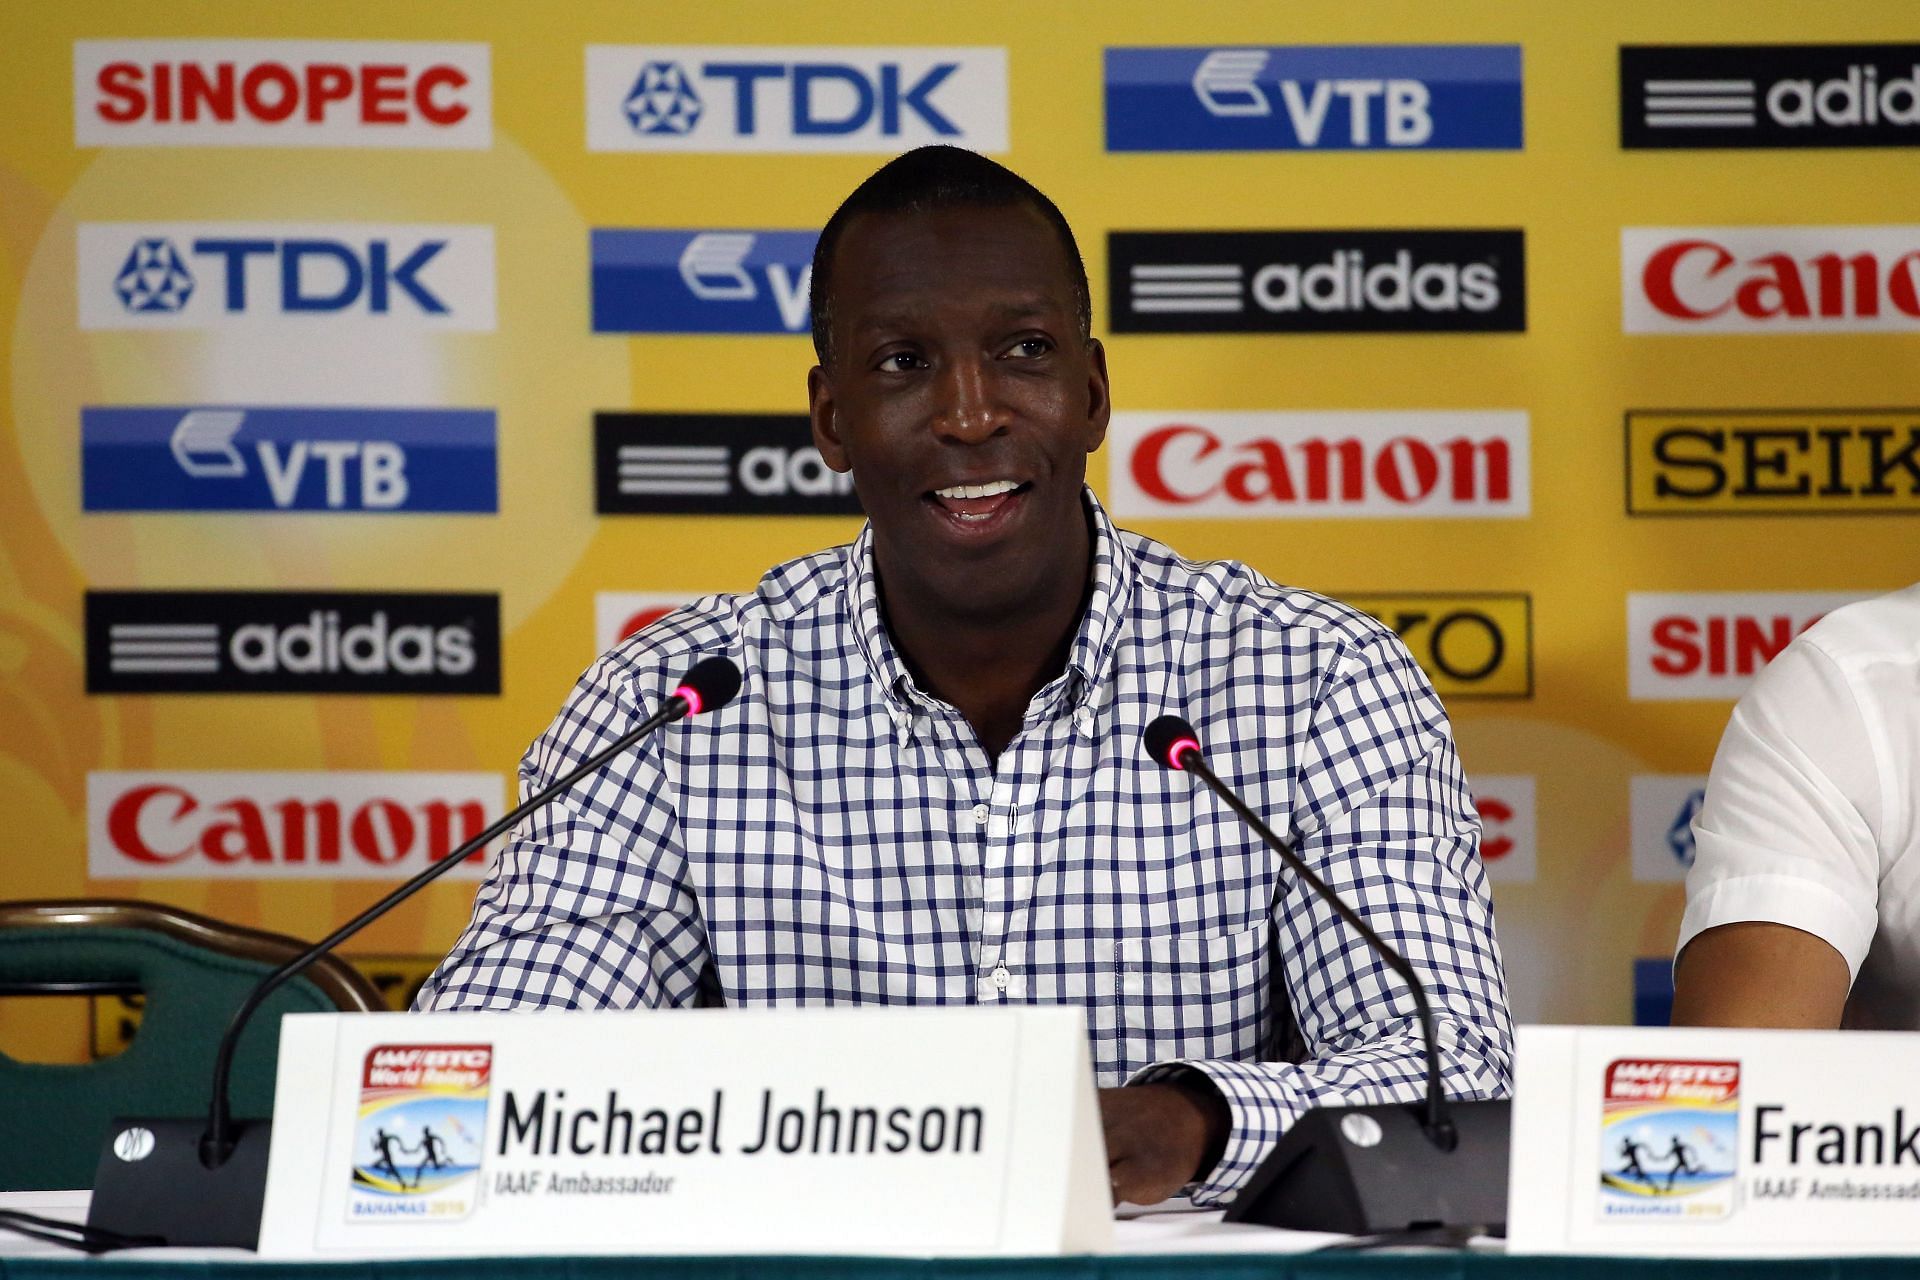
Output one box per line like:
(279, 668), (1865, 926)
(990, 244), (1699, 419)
(1344, 593), (1534, 699)
(1622, 44), (1920, 149)
(1625, 409), (1920, 515)
(586, 46), (1008, 153)
(1105, 44), (1522, 152)
(1623, 227), (1920, 333)
(1110, 231), (1525, 333)
(1630, 776), (1709, 883)
(1110, 412), (1528, 519)
(82, 406), (497, 512)
(596, 414), (861, 516)
(592, 228), (816, 334)
(88, 771), (502, 881)
(86, 592), (500, 695)
(78, 222), (495, 331)
(1626, 591), (1869, 700)
(75, 40), (491, 149)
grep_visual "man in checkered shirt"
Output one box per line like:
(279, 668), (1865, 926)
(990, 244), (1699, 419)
(419, 146), (1512, 1207)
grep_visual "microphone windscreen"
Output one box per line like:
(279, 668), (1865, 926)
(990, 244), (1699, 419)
(675, 656), (743, 716)
(1143, 714), (1200, 770)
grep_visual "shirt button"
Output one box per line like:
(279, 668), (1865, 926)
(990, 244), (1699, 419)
(972, 803), (990, 825)
(990, 966), (1011, 991)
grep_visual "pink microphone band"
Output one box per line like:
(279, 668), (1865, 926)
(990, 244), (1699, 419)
(674, 685), (703, 717)
(1169, 737), (1200, 770)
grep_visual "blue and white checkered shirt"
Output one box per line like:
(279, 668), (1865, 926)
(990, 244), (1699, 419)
(418, 491), (1512, 1203)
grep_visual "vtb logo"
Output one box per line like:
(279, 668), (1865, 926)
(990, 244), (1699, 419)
(591, 229), (816, 334)
(585, 45), (1008, 153)
(81, 406), (498, 513)
(1104, 44), (1524, 152)
(79, 222), (495, 330)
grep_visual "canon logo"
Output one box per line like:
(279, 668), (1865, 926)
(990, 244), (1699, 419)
(1110, 412), (1528, 519)
(88, 771), (503, 880)
(229, 611), (473, 676)
(1626, 591), (1869, 700)
(75, 40), (492, 149)
(1624, 227), (1920, 333)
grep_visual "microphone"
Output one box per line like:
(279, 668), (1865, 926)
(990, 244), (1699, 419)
(85, 656), (743, 1250)
(1143, 714), (1510, 1239)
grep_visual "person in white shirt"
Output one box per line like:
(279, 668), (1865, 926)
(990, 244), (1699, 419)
(1672, 582), (1920, 1029)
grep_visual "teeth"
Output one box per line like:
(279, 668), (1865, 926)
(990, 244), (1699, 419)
(934, 480), (1019, 500)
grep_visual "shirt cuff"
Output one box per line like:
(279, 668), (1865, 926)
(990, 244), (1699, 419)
(1677, 865), (1878, 981)
(1129, 1058), (1303, 1205)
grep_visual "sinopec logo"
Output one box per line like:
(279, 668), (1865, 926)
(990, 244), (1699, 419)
(594, 592), (698, 656)
(85, 591), (501, 695)
(74, 39), (491, 149)
(1110, 411), (1529, 520)
(1621, 43), (1920, 149)
(87, 771), (503, 881)
(1470, 775), (1537, 883)
(1630, 775), (1709, 883)
(1110, 230), (1525, 333)
(1623, 226), (1920, 334)
(591, 229), (816, 334)
(1105, 44), (1522, 152)
(78, 222), (495, 331)
(585, 45), (1007, 153)
(1342, 593), (1533, 699)
(82, 406), (497, 512)
(1626, 409), (1920, 515)
(595, 413), (860, 516)
(1626, 591), (1869, 700)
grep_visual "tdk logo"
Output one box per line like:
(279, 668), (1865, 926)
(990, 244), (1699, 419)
(595, 414), (861, 516)
(1110, 230), (1526, 333)
(86, 591), (501, 695)
(1630, 776), (1710, 883)
(591, 229), (817, 334)
(82, 406), (497, 512)
(585, 45), (1008, 153)
(78, 222), (495, 330)
(1105, 45), (1522, 151)
(1622, 44), (1920, 149)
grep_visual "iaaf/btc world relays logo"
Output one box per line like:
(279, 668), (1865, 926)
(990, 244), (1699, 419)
(1600, 1060), (1740, 1218)
(351, 1045), (491, 1220)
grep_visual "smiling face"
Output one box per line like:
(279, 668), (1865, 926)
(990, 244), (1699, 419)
(807, 203), (1110, 625)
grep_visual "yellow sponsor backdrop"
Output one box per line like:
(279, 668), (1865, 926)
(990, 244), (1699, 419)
(2, 0), (1917, 1064)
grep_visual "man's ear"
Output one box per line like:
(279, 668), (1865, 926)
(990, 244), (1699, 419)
(807, 364), (850, 472)
(1083, 337), (1111, 453)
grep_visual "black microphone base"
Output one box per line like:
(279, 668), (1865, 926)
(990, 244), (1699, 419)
(87, 1117), (271, 1249)
(1224, 1099), (1510, 1237)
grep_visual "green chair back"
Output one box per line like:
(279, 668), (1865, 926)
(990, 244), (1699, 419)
(0, 906), (381, 1192)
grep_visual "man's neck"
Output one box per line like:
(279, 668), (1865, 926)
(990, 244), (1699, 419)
(875, 543), (1093, 763)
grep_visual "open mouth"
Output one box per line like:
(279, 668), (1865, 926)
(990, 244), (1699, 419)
(926, 478), (1032, 524)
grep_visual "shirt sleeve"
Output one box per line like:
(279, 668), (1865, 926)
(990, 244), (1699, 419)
(1132, 630), (1514, 1204)
(413, 653), (714, 1012)
(1677, 639), (1883, 979)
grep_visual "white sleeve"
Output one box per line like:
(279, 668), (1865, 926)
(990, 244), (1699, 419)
(1677, 639), (1884, 980)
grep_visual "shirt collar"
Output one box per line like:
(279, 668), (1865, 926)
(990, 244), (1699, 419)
(843, 487), (1135, 722)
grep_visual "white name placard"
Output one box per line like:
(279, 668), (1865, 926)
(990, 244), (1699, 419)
(257, 1006), (1110, 1258)
(1510, 1025), (1920, 1256)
